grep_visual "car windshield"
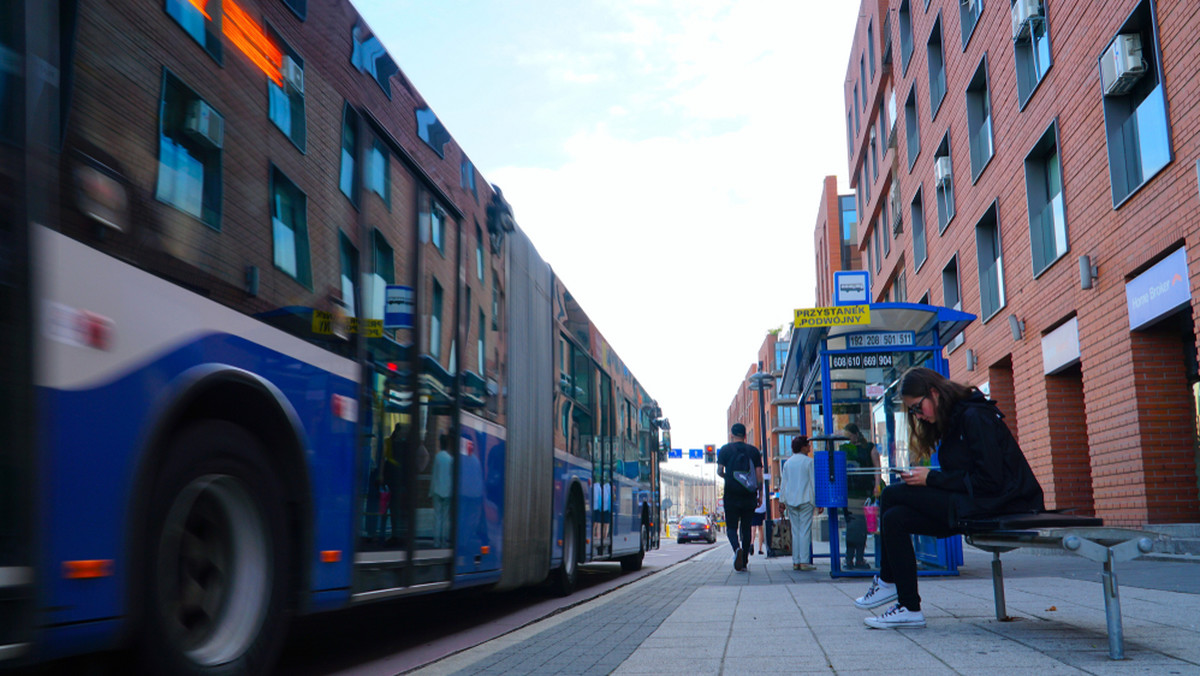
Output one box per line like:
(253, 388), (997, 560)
(680, 517), (706, 525)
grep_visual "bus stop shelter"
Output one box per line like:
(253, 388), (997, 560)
(779, 302), (975, 578)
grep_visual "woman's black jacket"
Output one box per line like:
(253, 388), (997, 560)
(924, 392), (1045, 522)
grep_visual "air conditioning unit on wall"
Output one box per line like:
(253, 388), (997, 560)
(935, 156), (953, 187)
(282, 55), (304, 94)
(1011, 0), (1042, 42)
(185, 100), (224, 149)
(1100, 34), (1147, 96)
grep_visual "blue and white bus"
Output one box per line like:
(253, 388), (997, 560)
(0, 1), (665, 673)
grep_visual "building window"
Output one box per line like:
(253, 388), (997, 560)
(339, 232), (357, 317)
(882, 213), (890, 257)
(911, 187), (927, 271)
(1014, 0), (1052, 109)
(934, 133), (955, 232)
(430, 203), (446, 254)
(905, 87), (920, 169)
(369, 231), (394, 320)
(853, 84), (860, 137)
(367, 138), (389, 207)
(847, 112), (855, 158)
(775, 341), (789, 371)
(270, 166), (310, 286)
(960, 0), (983, 49)
(478, 308), (486, 374)
(887, 87), (898, 140)
(491, 271), (500, 329)
(927, 16), (946, 118)
(461, 157), (478, 200)
(975, 204), (1006, 320)
(942, 255), (961, 310)
(1101, 0), (1171, 208)
(156, 71), (223, 230)
(860, 56), (867, 111)
(870, 129), (879, 183)
(430, 280), (443, 360)
(778, 405), (799, 428)
(942, 255), (964, 350)
(416, 106), (450, 158)
(164, 0), (222, 62)
(281, 0), (306, 20)
(873, 222), (882, 273)
(868, 20), (876, 79)
(1026, 121), (1068, 276)
(267, 29), (305, 150)
(339, 104), (358, 203)
(967, 57), (994, 181)
(893, 271), (907, 303)
(840, 195), (858, 270)
(899, 0), (914, 75)
(475, 224), (485, 280)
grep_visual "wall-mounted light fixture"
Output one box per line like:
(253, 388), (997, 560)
(1008, 315), (1025, 341)
(1079, 255), (1099, 290)
(966, 349), (977, 371)
(245, 265), (259, 296)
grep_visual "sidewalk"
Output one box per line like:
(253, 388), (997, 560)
(411, 545), (1200, 675)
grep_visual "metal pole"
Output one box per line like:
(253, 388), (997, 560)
(755, 366), (771, 556)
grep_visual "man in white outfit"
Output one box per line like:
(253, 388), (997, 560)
(779, 435), (817, 571)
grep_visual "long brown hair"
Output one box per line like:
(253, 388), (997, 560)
(900, 367), (978, 460)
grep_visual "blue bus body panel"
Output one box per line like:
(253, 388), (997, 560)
(454, 416), (505, 580)
(38, 333), (357, 631)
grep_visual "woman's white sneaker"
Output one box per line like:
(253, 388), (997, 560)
(864, 604), (926, 629)
(853, 575), (898, 609)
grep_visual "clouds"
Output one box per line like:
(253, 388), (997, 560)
(362, 0), (861, 470)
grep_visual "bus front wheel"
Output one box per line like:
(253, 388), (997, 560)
(135, 421), (291, 676)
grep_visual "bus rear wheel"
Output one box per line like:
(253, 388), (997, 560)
(552, 506), (579, 596)
(135, 421), (290, 676)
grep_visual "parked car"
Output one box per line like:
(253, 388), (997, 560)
(676, 515), (717, 544)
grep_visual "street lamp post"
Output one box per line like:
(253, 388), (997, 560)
(748, 365), (774, 555)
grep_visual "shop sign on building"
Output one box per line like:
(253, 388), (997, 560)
(1126, 247), (1191, 330)
(1041, 316), (1081, 375)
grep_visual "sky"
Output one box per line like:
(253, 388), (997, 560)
(353, 0), (862, 477)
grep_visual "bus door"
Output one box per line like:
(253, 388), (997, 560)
(353, 360), (424, 594)
(410, 368), (456, 584)
(592, 374), (614, 558)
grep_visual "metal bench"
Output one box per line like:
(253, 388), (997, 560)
(959, 512), (1158, 660)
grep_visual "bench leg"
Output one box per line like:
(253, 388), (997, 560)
(991, 551), (1008, 621)
(1102, 550), (1125, 660)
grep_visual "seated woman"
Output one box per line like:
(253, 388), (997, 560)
(855, 367), (1044, 629)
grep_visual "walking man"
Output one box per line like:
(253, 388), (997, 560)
(780, 435), (817, 571)
(717, 423), (763, 572)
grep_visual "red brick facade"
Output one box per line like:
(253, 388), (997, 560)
(837, 0), (1200, 526)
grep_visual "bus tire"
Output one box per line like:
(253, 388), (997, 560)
(134, 420), (291, 676)
(621, 522), (647, 572)
(552, 505), (579, 596)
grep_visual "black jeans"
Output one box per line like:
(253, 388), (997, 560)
(725, 499), (755, 554)
(878, 484), (957, 612)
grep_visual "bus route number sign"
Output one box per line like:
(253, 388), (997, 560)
(846, 331), (914, 348)
(829, 352), (894, 369)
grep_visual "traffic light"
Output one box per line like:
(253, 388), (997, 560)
(704, 444), (716, 463)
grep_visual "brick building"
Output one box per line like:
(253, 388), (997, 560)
(838, 0), (1200, 526)
(813, 175), (860, 307)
